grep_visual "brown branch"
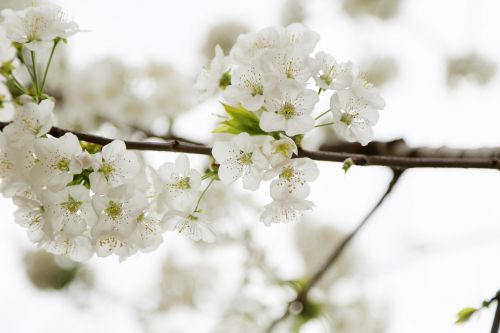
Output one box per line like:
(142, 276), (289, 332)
(264, 169), (403, 333)
(1, 121), (500, 169)
(492, 291), (500, 333)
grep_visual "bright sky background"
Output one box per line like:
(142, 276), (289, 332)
(1, 0), (500, 333)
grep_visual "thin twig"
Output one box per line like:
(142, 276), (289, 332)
(0, 121), (499, 169)
(264, 169), (403, 333)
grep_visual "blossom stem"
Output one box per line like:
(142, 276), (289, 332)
(40, 40), (59, 94)
(18, 48), (36, 87)
(194, 176), (217, 212)
(10, 76), (28, 94)
(314, 109), (330, 120)
(30, 51), (40, 97)
(314, 121), (334, 128)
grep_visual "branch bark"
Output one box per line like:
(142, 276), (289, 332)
(1, 121), (500, 169)
(264, 169), (404, 333)
(492, 291), (500, 333)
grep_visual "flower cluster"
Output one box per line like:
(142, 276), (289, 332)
(197, 24), (384, 224)
(0, 3), (385, 261)
(0, 3), (215, 262)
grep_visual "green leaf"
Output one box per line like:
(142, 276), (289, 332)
(455, 307), (478, 324)
(342, 158), (354, 174)
(213, 103), (267, 136)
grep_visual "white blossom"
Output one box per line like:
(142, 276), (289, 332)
(0, 27), (16, 65)
(230, 26), (285, 64)
(265, 158), (319, 201)
(3, 98), (54, 147)
(13, 193), (47, 243)
(31, 133), (83, 190)
(263, 49), (317, 86)
(195, 45), (230, 102)
(223, 64), (265, 111)
(262, 134), (298, 167)
(46, 234), (93, 262)
(212, 132), (269, 191)
(283, 23), (320, 56)
(163, 210), (215, 242)
(260, 84), (318, 136)
(42, 185), (97, 237)
(2, 3), (79, 52)
(261, 198), (314, 226)
(89, 140), (140, 194)
(131, 211), (163, 252)
(330, 88), (381, 146)
(156, 154), (201, 211)
(314, 51), (353, 90)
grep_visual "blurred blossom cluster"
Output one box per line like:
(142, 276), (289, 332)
(446, 53), (497, 88)
(341, 0), (401, 20)
(202, 22), (248, 60)
(281, 0), (305, 25)
(24, 250), (92, 290)
(47, 56), (194, 134)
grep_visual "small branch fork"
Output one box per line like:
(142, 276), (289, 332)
(264, 169), (404, 333)
(2, 121), (500, 170)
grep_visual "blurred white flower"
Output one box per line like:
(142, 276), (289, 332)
(0, 27), (15, 65)
(2, 3), (79, 52)
(163, 210), (215, 242)
(261, 198), (313, 226)
(91, 185), (148, 258)
(195, 45), (230, 102)
(3, 98), (54, 146)
(314, 51), (353, 90)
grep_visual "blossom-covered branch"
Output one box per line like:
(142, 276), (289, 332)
(1, 121), (498, 170)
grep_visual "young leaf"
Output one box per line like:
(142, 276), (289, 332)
(455, 307), (478, 324)
(213, 103), (267, 136)
(342, 158), (354, 174)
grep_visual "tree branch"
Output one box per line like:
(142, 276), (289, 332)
(492, 291), (500, 333)
(264, 169), (404, 333)
(1, 121), (500, 169)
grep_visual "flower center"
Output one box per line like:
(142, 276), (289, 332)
(279, 166), (295, 181)
(238, 152), (253, 165)
(56, 158), (70, 171)
(105, 201), (123, 219)
(274, 143), (290, 157)
(340, 113), (353, 125)
(250, 84), (264, 96)
(60, 195), (82, 214)
(278, 102), (297, 120)
(172, 177), (191, 190)
(320, 73), (332, 86)
(99, 161), (114, 177)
